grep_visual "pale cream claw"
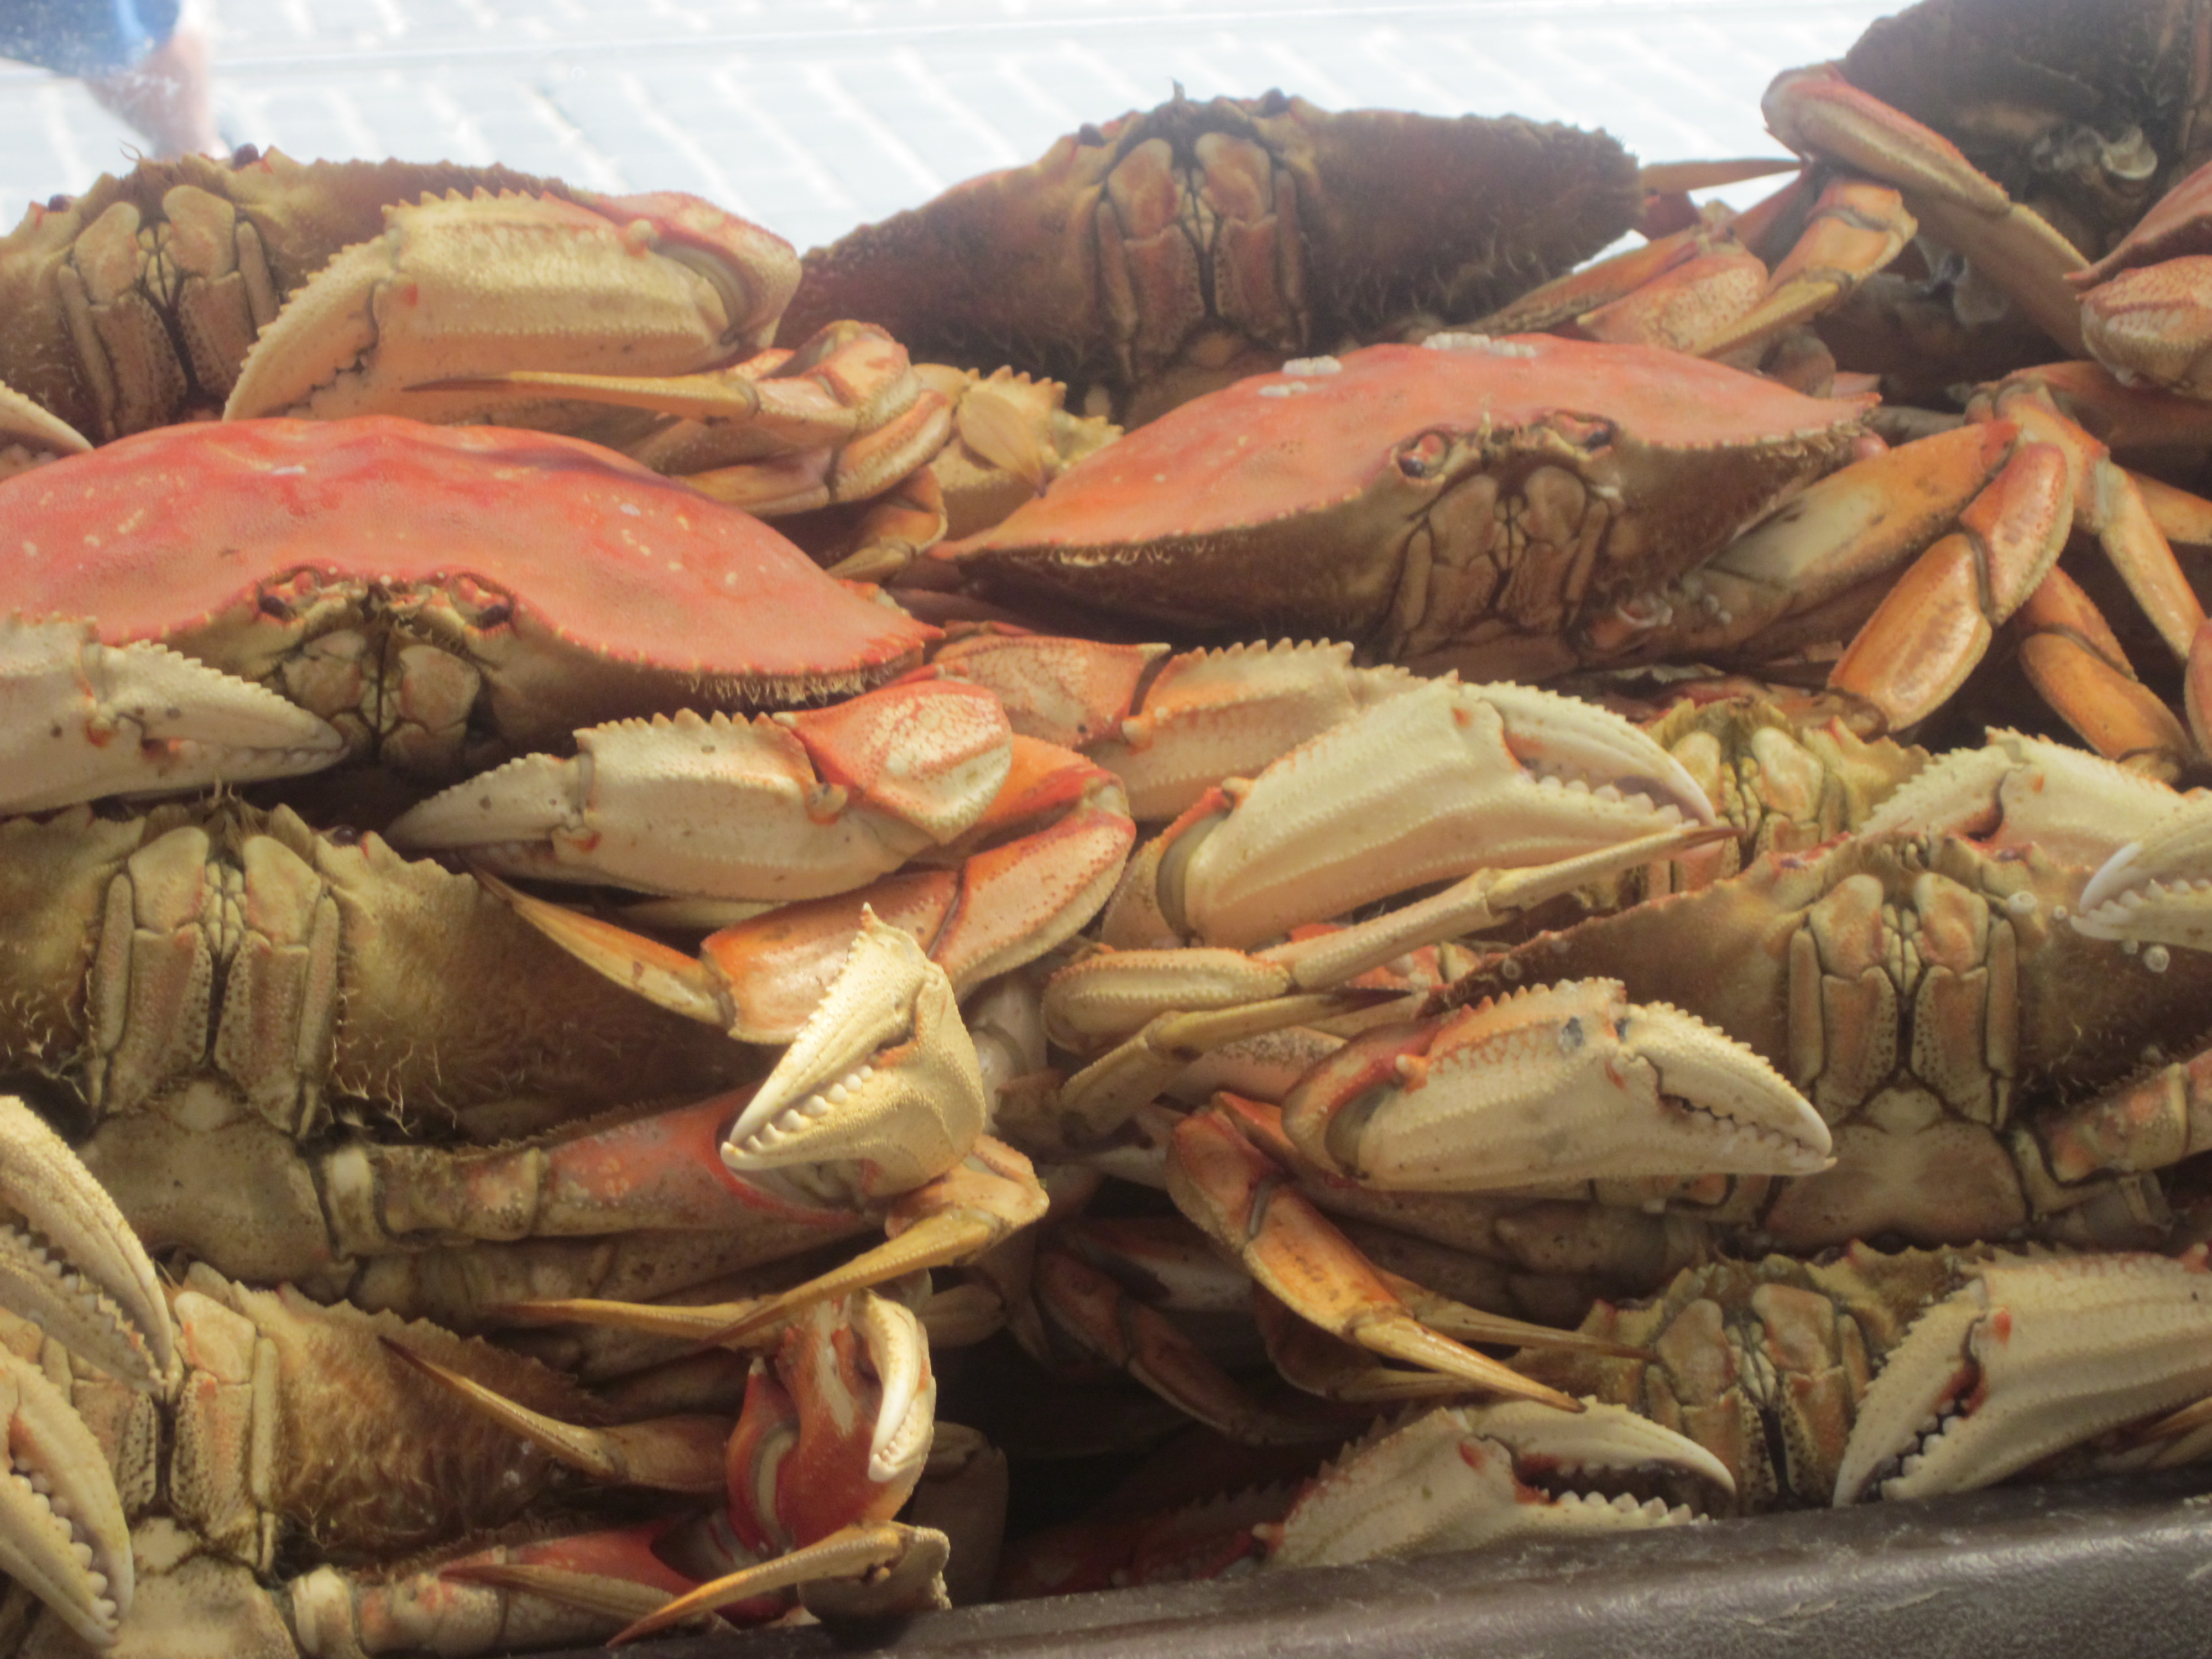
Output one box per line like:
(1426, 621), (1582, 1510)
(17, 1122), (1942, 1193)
(1860, 729), (2184, 868)
(0, 1343), (133, 1647)
(1282, 980), (1830, 1192)
(859, 1291), (936, 1489)
(721, 912), (989, 1202)
(0, 617), (345, 813)
(1834, 1253), (2212, 1506)
(0, 381), (92, 478)
(0, 1095), (174, 1390)
(1162, 679), (1712, 952)
(387, 693), (1010, 902)
(222, 190), (797, 425)
(2074, 791), (2212, 951)
(1262, 1400), (1719, 1570)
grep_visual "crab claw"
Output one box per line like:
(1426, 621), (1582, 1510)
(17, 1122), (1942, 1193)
(0, 1346), (133, 1648)
(1260, 1400), (1724, 1569)
(1281, 980), (1830, 1191)
(1142, 679), (1713, 953)
(0, 1096), (174, 1391)
(717, 1290), (936, 1567)
(1860, 729), (2182, 868)
(223, 189), (799, 425)
(1168, 1103), (1584, 1412)
(1, 616), (345, 813)
(0, 382), (92, 478)
(722, 911), (989, 1204)
(1834, 1252), (2212, 1506)
(2074, 792), (2212, 951)
(388, 679), (1011, 901)
(0, 1097), (171, 1646)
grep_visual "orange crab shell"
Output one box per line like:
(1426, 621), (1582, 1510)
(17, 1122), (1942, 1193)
(3, 416), (936, 750)
(937, 337), (1874, 660)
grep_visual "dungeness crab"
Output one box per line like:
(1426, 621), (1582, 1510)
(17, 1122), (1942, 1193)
(933, 333), (2206, 761)
(779, 91), (1641, 425)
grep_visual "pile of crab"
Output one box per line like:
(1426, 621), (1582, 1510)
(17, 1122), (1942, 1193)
(13, 0), (2212, 1651)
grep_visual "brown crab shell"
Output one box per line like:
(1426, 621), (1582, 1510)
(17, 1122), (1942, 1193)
(782, 91), (1640, 419)
(3, 416), (935, 753)
(1837, 0), (2211, 260)
(938, 337), (1872, 660)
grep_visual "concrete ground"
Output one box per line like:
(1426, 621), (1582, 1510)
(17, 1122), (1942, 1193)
(3, 0), (1895, 254)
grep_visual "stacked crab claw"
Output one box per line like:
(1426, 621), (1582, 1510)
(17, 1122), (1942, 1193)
(16, 0), (2212, 1646)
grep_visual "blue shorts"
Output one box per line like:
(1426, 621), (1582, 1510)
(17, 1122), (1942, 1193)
(0, 0), (181, 77)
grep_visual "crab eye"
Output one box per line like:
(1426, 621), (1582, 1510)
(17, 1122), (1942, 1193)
(1396, 432), (1452, 480)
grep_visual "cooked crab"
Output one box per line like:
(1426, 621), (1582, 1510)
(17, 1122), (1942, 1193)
(933, 334), (2204, 761)
(0, 150), (795, 446)
(778, 90), (1639, 426)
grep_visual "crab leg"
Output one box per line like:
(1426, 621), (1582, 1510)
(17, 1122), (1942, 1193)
(709, 1140), (1048, 1343)
(291, 1524), (699, 1655)
(1026, 1243), (1362, 1444)
(382, 1342), (732, 1494)
(494, 732), (1133, 1044)
(420, 320), (960, 518)
(2006, 570), (2194, 765)
(1761, 62), (2090, 356)
(612, 1522), (950, 1642)
(1167, 1103), (1584, 1411)
(1692, 176), (1917, 362)
(413, 1288), (946, 1639)
(1662, 385), (2200, 738)
(1825, 430), (2077, 729)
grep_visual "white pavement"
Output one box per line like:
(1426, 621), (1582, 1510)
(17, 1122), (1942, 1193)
(2, 0), (1895, 255)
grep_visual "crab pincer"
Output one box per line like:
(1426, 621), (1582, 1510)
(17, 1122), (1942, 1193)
(408, 1286), (953, 1640)
(1834, 1251), (2212, 1505)
(0, 1094), (158, 1647)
